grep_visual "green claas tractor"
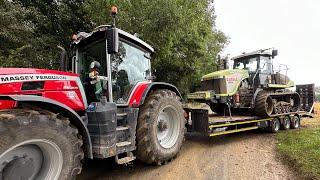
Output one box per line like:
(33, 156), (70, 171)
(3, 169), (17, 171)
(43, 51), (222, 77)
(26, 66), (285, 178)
(187, 48), (301, 117)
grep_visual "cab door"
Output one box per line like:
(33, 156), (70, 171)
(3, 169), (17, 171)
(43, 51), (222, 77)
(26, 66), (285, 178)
(258, 57), (273, 85)
(110, 40), (151, 105)
(76, 40), (109, 103)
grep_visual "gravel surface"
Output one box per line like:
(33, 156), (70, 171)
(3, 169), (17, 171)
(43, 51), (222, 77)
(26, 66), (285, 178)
(78, 131), (296, 180)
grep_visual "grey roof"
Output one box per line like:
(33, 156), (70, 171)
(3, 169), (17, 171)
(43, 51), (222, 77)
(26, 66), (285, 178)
(73, 25), (154, 53)
(231, 48), (274, 61)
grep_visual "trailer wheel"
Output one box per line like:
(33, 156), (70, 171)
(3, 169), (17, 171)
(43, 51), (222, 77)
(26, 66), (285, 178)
(281, 116), (291, 130)
(0, 109), (83, 180)
(290, 115), (300, 129)
(270, 117), (281, 133)
(136, 90), (185, 165)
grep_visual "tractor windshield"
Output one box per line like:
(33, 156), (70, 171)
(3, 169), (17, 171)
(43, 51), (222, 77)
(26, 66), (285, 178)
(111, 40), (151, 104)
(233, 57), (258, 72)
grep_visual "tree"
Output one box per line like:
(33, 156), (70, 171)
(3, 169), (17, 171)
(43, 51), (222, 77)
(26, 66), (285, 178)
(0, 0), (34, 67)
(0, 0), (90, 68)
(0, 0), (227, 95)
(85, 0), (228, 94)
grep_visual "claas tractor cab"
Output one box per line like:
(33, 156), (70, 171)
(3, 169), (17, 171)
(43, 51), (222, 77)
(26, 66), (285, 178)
(232, 48), (292, 89)
(0, 7), (185, 180)
(187, 48), (301, 117)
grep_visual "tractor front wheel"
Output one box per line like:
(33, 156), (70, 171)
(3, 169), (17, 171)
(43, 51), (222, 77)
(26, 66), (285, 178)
(0, 109), (83, 180)
(136, 90), (185, 165)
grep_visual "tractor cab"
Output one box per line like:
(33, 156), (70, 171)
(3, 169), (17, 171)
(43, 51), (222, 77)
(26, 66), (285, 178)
(70, 25), (154, 105)
(232, 48), (277, 87)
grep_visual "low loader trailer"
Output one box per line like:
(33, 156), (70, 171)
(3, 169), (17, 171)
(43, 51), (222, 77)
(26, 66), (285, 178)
(184, 84), (315, 136)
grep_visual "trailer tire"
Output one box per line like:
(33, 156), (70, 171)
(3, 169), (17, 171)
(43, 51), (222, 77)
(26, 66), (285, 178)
(0, 109), (83, 180)
(281, 116), (291, 130)
(290, 115), (300, 129)
(269, 117), (281, 133)
(136, 90), (185, 165)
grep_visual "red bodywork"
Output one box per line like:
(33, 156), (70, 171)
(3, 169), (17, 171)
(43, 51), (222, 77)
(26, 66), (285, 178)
(0, 68), (86, 111)
(0, 68), (151, 111)
(128, 81), (150, 107)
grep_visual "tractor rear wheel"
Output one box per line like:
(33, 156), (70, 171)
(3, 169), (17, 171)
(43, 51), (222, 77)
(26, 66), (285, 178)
(0, 109), (83, 180)
(136, 90), (185, 165)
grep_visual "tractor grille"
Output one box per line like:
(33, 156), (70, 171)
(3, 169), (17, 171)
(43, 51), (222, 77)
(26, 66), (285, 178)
(200, 78), (227, 94)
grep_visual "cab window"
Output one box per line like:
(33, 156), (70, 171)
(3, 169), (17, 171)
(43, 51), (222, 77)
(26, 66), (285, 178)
(259, 56), (273, 74)
(111, 40), (151, 104)
(77, 40), (107, 81)
(234, 57), (258, 72)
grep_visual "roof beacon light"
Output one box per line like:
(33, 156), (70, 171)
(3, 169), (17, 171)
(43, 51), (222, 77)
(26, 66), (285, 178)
(110, 6), (118, 27)
(111, 6), (118, 16)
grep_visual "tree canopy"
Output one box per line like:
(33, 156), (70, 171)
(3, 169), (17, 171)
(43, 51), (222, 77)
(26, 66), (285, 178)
(0, 0), (227, 94)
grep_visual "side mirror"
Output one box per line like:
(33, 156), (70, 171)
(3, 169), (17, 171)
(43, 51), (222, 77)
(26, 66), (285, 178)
(272, 49), (278, 58)
(107, 28), (119, 54)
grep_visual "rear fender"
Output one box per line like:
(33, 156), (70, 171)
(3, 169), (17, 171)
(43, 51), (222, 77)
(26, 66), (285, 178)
(0, 95), (93, 159)
(140, 82), (182, 105)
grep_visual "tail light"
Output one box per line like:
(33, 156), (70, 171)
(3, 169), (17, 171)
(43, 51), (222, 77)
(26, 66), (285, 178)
(234, 93), (240, 103)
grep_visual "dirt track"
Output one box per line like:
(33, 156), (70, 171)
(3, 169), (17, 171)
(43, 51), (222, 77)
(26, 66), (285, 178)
(78, 131), (296, 180)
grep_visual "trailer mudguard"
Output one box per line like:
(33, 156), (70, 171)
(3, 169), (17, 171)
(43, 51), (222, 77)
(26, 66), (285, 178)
(0, 95), (93, 159)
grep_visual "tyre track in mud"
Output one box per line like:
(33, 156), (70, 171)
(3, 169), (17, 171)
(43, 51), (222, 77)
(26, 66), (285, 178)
(78, 131), (296, 180)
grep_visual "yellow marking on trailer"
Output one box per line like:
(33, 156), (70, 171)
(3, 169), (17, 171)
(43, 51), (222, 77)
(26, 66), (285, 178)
(209, 126), (259, 137)
(209, 118), (273, 129)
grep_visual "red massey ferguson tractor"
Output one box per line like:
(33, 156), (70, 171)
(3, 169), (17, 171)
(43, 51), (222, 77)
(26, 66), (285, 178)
(0, 13), (185, 180)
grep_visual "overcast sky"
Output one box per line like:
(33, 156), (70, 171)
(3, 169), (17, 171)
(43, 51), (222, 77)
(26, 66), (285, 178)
(215, 0), (320, 86)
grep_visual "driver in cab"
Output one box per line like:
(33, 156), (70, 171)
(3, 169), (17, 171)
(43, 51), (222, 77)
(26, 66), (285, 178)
(85, 61), (108, 103)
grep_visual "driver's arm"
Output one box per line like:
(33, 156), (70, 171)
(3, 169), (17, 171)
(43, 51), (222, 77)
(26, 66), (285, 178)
(89, 70), (99, 84)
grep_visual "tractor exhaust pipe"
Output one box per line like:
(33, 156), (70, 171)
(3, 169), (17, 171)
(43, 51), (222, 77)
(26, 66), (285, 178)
(57, 45), (66, 71)
(217, 55), (229, 70)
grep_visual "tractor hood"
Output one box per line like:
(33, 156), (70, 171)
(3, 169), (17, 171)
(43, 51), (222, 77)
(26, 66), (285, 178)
(0, 68), (79, 85)
(201, 69), (248, 81)
(0, 68), (78, 76)
(187, 69), (250, 99)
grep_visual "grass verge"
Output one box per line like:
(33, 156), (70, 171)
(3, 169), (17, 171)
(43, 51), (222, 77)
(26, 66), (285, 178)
(277, 128), (320, 179)
(277, 103), (320, 179)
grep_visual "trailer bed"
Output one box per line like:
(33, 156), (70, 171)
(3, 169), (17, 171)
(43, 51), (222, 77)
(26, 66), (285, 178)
(186, 108), (307, 137)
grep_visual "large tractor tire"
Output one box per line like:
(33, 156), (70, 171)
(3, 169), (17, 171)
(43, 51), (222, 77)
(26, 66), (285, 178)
(136, 90), (185, 165)
(0, 109), (83, 180)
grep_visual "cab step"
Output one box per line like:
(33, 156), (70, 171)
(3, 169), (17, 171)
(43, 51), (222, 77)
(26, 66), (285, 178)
(116, 126), (129, 131)
(115, 152), (136, 164)
(117, 113), (127, 120)
(116, 141), (131, 147)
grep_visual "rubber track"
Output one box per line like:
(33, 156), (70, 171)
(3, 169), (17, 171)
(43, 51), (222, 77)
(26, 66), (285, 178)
(254, 92), (271, 116)
(254, 91), (301, 117)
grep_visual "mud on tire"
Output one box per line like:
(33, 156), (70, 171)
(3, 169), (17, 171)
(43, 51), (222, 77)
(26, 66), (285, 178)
(0, 109), (83, 180)
(136, 90), (185, 165)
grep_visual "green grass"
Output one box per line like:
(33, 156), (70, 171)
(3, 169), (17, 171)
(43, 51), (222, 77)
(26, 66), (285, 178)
(277, 128), (320, 179)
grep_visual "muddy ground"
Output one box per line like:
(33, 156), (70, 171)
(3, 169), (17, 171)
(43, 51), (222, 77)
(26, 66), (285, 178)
(78, 130), (297, 180)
